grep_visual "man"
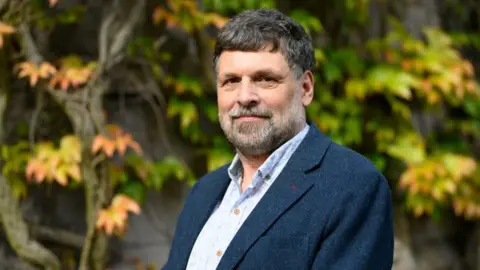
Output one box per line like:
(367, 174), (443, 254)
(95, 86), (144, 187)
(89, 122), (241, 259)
(164, 8), (394, 270)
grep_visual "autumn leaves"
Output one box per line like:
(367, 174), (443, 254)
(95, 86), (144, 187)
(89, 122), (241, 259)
(23, 124), (144, 235)
(14, 56), (96, 91)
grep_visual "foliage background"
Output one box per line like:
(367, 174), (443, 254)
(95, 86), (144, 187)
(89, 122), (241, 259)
(0, 0), (478, 269)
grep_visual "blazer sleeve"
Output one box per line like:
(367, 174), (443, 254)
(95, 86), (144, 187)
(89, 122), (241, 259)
(311, 172), (394, 270)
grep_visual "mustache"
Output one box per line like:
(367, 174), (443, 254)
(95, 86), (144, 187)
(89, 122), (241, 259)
(229, 107), (273, 118)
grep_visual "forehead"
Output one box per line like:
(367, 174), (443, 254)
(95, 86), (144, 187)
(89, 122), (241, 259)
(216, 50), (290, 76)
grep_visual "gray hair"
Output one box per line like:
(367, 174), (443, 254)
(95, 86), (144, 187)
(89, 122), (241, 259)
(213, 8), (315, 79)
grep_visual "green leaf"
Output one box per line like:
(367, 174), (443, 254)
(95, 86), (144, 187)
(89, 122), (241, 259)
(289, 9), (323, 34)
(345, 78), (367, 100)
(366, 66), (418, 99)
(386, 133), (426, 164)
(314, 49), (326, 66)
(323, 62), (342, 84)
(167, 97), (199, 129)
(181, 103), (198, 129)
(119, 181), (146, 205)
(207, 148), (234, 172)
(464, 98), (480, 118)
(369, 153), (387, 172)
(8, 177), (27, 199)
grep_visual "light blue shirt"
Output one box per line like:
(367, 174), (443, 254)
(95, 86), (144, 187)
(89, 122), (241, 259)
(186, 124), (310, 270)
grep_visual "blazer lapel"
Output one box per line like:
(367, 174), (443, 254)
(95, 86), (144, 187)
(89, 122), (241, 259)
(175, 167), (231, 269)
(217, 124), (332, 270)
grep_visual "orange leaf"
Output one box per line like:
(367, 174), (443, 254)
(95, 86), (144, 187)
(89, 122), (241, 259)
(112, 194), (141, 215)
(128, 140), (142, 155)
(96, 209), (127, 235)
(117, 134), (142, 155)
(206, 13), (228, 29)
(465, 80), (477, 93)
(106, 124), (123, 138)
(15, 61), (55, 87)
(462, 61), (474, 76)
(92, 135), (104, 154)
(401, 60), (412, 71)
(49, 0), (59, 7)
(103, 139), (116, 157)
(152, 7), (169, 24)
(116, 136), (128, 156)
(26, 159), (43, 181)
(0, 22), (15, 34)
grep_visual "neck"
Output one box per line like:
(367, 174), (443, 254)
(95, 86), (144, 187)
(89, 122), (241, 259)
(237, 121), (307, 191)
(238, 151), (269, 192)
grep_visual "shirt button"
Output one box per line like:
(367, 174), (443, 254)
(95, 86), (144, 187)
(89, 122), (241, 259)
(216, 250), (223, 256)
(233, 208), (240, 215)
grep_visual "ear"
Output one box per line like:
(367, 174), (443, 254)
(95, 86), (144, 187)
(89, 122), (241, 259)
(300, 70), (314, 106)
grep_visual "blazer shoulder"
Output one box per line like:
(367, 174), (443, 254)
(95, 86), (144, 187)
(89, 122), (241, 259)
(320, 141), (388, 191)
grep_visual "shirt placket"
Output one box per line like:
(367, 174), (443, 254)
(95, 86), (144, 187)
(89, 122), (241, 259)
(211, 183), (241, 266)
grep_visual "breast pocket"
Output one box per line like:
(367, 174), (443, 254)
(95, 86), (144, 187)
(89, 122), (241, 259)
(238, 235), (310, 270)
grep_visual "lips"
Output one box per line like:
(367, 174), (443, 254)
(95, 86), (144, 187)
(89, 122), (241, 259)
(233, 115), (268, 120)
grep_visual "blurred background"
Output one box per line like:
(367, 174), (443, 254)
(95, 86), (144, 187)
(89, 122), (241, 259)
(0, 0), (478, 269)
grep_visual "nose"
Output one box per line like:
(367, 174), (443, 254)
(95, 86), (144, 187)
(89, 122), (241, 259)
(236, 79), (259, 107)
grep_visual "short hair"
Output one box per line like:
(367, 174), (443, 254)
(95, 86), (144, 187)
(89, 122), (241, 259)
(213, 8), (315, 79)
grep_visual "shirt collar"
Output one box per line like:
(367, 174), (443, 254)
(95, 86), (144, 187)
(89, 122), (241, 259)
(227, 124), (310, 189)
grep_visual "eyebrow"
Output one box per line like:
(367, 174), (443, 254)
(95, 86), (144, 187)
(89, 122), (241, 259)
(219, 68), (285, 80)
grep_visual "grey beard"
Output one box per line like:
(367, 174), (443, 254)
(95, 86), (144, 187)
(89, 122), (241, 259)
(222, 119), (295, 157)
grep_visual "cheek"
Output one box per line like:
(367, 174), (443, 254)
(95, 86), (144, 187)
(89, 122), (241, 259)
(217, 93), (233, 112)
(261, 91), (293, 113)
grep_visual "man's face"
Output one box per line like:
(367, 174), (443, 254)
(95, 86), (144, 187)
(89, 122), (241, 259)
(216, 48), (313, 156)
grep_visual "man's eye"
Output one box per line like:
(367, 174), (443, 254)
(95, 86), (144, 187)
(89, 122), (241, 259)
(261, 77), (275, 82)
(223, 78), (240, 86)
(257, 77), (278, 87)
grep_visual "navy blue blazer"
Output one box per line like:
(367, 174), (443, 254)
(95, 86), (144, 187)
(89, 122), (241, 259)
(164, 124), (394, 270)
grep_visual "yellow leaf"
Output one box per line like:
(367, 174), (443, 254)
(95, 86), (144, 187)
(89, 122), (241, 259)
(60, 135), (81, 162)
(431, 186), (443, 201)
(54, 165), (68, 186)
(453, 199), (465, 215)
(39, 62), (57, 78)
(413, 204), (424, 216)
(67, 164), (81, 182)
(444, 180), (456, 193)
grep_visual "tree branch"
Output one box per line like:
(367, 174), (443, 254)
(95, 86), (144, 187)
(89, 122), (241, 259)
(99, 0), (146, 72)
(0, 176), (61, 270)
(28, 90), (43, 151)
(30, 225), (85, 249)
(0, 0), (9, 12)
(0, 22), (60, 270)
